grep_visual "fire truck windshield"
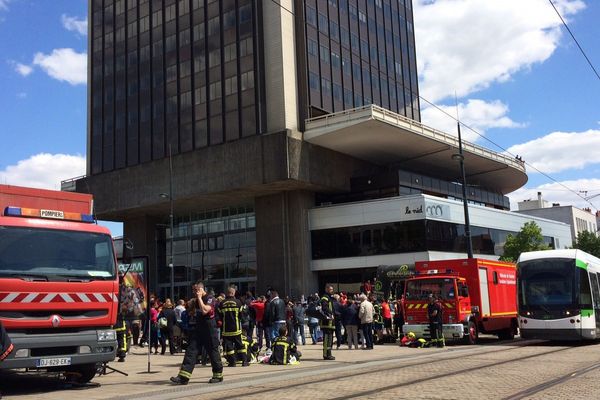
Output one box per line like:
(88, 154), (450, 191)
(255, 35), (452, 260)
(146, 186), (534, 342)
(0, 226), (115, 280)
(405, 278), (456, 301)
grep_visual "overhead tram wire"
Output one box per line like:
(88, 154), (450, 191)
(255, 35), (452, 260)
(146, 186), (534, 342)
(417, 95), (599, 211)
(548, 0), (600, 83)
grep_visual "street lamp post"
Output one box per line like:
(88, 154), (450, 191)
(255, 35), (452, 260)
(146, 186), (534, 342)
(160, 146), (175, 301)
(452, 121), (474, 259)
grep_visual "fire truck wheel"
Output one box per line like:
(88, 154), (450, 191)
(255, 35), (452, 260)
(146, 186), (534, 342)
(72, 363), (98, 384)
(498, 328), (515, 341)
(465, 321), (478, 345)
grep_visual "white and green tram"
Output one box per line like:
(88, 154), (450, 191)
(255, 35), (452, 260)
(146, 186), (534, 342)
(517, 249), (600, 341)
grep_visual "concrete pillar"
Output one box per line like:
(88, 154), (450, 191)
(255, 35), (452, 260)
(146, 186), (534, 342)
(124, 215), (162, 293)
(255, 191), (317, 299)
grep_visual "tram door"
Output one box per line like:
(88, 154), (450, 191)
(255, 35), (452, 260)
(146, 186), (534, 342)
(590, 273), (600, 335)
(479, 268), (491, 317)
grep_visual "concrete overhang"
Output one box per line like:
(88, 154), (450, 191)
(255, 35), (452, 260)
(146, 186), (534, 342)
(304, 105), (528, 194)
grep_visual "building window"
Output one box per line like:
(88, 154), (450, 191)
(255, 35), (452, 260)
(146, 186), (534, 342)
(239, 4), (252, 23)
(193, 23), (205, 41)
(224, 43), (236, 63)
(195, 86), (206, 104)
(127, 21), (137, 38)
(152, 10), (162, 27)
(309, 72), (319, 90)
(320, 45), (329, 64)
(178, 0), (190, 16)
(180, 91), (192, 109)
(165, 34), (176, 53)
(167, 64), (178, 82)
(306, 5), (317, 26)
(239, 37), (253, 57)
(180, 60), (191, 78)
(331, 52), (340, 69)
(318, 13), (328, 34)
(223, 10), (236, 30)
(208, 49), (220, 67)
(224, 76), (238, 96)
(321, 77), (331, 94)
(358, 11), (366, 24)
(330, 21), (339, 42)
(194, 54), (206, 72)
(241, 71), (254, 90)
(209, 82), (222, 100)
(140, 45), (150, 62)
(140, 16), (149, 32)
(180, 29), (191, 47)
(165, 4), (176, 22)
(208, 16), (220, 36)
(308, 39), (318, 56)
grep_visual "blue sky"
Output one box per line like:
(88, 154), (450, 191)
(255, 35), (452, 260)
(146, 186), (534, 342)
(0, 0), (599, 237)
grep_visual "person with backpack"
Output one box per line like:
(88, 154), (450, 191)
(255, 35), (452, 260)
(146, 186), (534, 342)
(158, 298), (178, 355)
(251, 296), (269, 350)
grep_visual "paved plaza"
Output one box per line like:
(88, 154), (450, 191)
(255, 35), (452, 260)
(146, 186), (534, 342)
(2, 337), (600, 400)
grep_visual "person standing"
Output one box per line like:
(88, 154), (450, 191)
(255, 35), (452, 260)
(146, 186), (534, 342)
(381, 298), (392, 338)
(292, 299), (306, 346)
(393, 296), (405, 340)
(267, 291), (286, 341)
(171, 281), (224, 385)
(251, 296), (269, 350)
(358, 294), (374, 350)
(218, 287), (248, 367)
(427, 294), (444, 348)
(320, 284), (336, 360)
(333, 294), (343, 349)
(342, 299), (359, 350)
(159, 298), (178, 355)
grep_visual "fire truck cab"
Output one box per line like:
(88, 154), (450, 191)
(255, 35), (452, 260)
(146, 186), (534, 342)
(0, 185), (119, 383)
(402, 258), (518, 344)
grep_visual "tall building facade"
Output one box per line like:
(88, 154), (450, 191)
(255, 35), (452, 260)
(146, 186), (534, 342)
(76, 0), (539, 298)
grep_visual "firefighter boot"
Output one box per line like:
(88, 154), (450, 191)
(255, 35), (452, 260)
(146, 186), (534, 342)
(170, 375), (189, 385)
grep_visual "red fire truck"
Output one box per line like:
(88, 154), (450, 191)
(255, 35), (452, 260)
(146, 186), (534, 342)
(402, 258), (518, 344)
(0, 184), (119, 383)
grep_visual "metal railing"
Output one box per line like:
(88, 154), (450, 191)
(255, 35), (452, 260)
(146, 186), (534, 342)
(305, 104), (526, 172)
(60, 175), (86, 192)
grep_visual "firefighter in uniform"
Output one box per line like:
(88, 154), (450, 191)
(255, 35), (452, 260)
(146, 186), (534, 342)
(115, 303), (128, 361)
(427, 294), (444, 348)
(115, 274), (128, 362)
(171, 281), (224, 385)
(0, 321), (14, 362)
(320, 284), (336, 360)
(218, 286), (248, 367)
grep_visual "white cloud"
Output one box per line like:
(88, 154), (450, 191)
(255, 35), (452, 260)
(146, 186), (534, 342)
(0, 153), (86, 190)
(414, 0), (586, 103)
(507, 129), (600, 174)
(508, 179), (600, 212)
(14, 62), (33, 77)
(61, 14), (87, 36)
(16, 92), (26, 99)
(421, 99), (524, 142)
(32, 48), (87, 85)
(0, 0), (10, 11)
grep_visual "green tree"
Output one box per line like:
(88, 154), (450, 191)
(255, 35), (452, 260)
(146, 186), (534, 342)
(572, 230), (600, 258)
(500, 221), (550, 262)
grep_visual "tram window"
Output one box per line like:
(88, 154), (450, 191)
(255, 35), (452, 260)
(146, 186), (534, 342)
(592, 273), (600, 309)
(579, 268), (593, 308)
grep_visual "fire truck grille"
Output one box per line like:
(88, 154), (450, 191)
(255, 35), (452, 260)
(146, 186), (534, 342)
(0, 310), (107, 319)
(31, 346), (79, 357)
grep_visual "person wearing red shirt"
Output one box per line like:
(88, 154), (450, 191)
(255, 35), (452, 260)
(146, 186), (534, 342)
(251, 296), (269, 349)
(363, 280), (372, 295)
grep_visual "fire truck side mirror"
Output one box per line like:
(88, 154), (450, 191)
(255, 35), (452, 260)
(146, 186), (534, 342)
(122, 237), (134, 264)
(459, 285), (469, 298)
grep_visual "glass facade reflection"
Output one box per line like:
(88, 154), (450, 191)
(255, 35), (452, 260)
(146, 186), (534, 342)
(311, 220), (556, 260)
(157, 205), (256, 298)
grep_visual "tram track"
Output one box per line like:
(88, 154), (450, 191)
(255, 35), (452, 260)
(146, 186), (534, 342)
(328, 345), (576, 400)
(503, 361), (600, 399)
(138, 339), (555, 400)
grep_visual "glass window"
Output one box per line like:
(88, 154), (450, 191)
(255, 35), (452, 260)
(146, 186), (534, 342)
(239, 4), (252, 23)
(241, 71), (254, 90)
(240, 37), (253, 57)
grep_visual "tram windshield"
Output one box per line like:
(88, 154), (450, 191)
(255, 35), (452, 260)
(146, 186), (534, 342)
(518, 258), (591, 309)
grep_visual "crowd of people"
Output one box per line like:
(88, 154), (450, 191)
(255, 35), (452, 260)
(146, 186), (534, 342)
(113, 279), (445, 384)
